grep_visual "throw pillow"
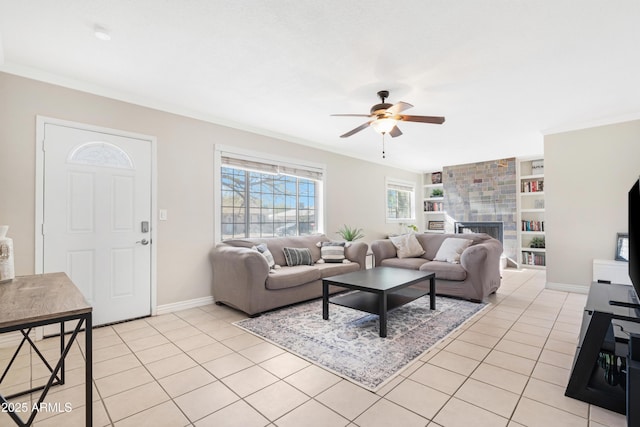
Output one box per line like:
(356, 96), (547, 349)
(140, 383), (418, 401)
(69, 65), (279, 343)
(316, 241), (349, 263)
(283, 247), (313, 266)
(433, 238), (473, 263)
(253, 244), (277, 269)
(390, 233), (425, 258)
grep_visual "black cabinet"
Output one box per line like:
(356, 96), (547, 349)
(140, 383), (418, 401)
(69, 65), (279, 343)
(565, 282), (640, 426)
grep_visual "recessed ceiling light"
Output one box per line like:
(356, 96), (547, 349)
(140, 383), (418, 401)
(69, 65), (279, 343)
(94, 26), (111, 41)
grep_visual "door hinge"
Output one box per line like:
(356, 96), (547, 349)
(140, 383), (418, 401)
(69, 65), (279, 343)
(41, 223), (46, 236)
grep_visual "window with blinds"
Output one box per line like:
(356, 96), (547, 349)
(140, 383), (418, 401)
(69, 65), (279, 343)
(219, 152), (323, 239)
(386, 178), (416, 221)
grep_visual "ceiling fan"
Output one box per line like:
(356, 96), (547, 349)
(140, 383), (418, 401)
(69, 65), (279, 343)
(331, 90), (445, 138)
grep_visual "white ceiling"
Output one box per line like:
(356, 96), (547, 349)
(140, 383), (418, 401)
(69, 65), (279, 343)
(1, 1), (639, 172)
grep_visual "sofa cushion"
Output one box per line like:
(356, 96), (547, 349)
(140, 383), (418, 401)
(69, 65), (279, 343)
(379, 257), (429, 270)
(265, 266), (321, 290)
(433, 238), (473, 264)
(419, 261), (467, 281)
(390, 234), (425, 258)
(283, 247), (314, 266)
(316, 261), (361, 278)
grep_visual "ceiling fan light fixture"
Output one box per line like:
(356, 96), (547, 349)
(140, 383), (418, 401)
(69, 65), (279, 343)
(371, 118), (397, 134)
(332, 90), (444, 139)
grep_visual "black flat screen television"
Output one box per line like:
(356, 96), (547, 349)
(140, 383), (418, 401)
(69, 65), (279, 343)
(610, 178), (640, 309)
(628, 178), (640, 306)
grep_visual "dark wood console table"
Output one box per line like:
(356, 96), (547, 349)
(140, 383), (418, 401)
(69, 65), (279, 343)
(565, 281), (640, 426)
(0, 273), (92, 426)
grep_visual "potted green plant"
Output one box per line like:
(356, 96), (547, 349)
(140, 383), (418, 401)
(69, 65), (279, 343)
(530, 236), (545, 248)
(337, 225), (364, 242)
(431, 188), (444, 197)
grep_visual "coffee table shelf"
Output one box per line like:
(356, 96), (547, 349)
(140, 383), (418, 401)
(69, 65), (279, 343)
(330, 287), (430, 315)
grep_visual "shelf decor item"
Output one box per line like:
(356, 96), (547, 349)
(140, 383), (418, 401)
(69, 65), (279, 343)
(0, 225), (15, 283)
(531, 160), (544, 175)
(405, 224), (418, 233)
(428, 221), (445, 231)
(431, 188), (443, 197)
(616, 232), (629, 262)
(425, 201), (443, 212)
(529, 236), (546, 249)
(431, 172), (442, 184)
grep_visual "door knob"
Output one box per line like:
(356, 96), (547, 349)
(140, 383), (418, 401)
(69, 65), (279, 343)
(136, 239), (149, 245)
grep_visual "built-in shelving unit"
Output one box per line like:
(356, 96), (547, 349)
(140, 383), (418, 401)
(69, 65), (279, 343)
(423, 171), (450, 233)
(517, 157), (546, 268)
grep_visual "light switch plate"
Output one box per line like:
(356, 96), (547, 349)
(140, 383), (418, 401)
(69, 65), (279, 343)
(159, 209), (168, 221)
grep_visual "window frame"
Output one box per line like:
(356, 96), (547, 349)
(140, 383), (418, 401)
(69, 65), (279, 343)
(385, 177), (416, 223)
(214, 145), (325, 242)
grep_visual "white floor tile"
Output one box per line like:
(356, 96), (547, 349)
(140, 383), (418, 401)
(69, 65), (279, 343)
(10, 269), (616, 427)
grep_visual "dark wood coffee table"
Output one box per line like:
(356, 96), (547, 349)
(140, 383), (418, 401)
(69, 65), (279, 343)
(322, 267), (436, 337)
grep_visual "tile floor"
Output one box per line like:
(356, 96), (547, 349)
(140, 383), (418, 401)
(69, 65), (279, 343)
(0, 269), (629, 426)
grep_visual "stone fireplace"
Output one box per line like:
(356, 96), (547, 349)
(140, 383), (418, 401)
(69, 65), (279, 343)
(443, 158), (517, 261)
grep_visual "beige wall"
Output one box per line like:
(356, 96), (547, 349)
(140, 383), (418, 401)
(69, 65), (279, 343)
(0, 72), (420, 307)
(545, 119), (640, 291)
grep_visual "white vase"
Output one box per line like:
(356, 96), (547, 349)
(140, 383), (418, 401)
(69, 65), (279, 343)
(0, 225), (15, 283)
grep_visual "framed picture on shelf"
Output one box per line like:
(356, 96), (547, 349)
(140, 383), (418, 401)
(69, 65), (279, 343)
(615, 232), (629, 261)
(531, 160), (544, 175)
(431, 172), (442, 184)
(428, 221), (444, 231)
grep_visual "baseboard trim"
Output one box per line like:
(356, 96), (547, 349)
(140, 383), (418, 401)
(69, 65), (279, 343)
(1, 298), (215, 347)
(546, 281), (590, 294)
(0, 331), (32, 349)
(156, 296), (215, 315)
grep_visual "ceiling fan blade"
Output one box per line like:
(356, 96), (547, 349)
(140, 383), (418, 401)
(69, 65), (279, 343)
(330, 114), (373, 117)
(386, 101), (413, 116)
(389, 125), (403, 138)
(399, 115), (445, 124)
(339, 121), (372, 138)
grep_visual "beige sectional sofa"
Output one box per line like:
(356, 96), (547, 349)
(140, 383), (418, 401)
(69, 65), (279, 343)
(371, 233), (502, 302)
(211, 234), (368, 316)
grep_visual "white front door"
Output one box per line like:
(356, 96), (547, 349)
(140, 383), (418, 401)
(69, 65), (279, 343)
(42, 123), (152, 326)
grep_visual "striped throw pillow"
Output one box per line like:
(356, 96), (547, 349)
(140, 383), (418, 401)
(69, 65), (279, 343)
(283, 247), (313, 266)
(319, 242), (346, 263)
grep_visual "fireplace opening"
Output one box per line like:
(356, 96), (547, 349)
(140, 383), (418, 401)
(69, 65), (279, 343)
(454, 221), (504, 245)
(455, 221), (509, 269)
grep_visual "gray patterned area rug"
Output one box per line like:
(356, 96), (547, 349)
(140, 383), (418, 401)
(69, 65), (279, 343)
(234, 294), (488, 391)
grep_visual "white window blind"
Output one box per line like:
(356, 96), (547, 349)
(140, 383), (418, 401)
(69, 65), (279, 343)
(221, 153), (323, 181)
(387, 182), (415, 193)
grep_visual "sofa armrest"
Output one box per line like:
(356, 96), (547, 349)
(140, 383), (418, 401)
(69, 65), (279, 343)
(459, 239), (502, 270)
(371, 239), (397, 267)
(210, 244), (270, 308)
(459, 238), (503, 299)
(345, 241), (368, 270)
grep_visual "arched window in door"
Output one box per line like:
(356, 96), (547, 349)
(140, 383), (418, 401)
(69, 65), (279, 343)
(68, 141), (134, 169)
